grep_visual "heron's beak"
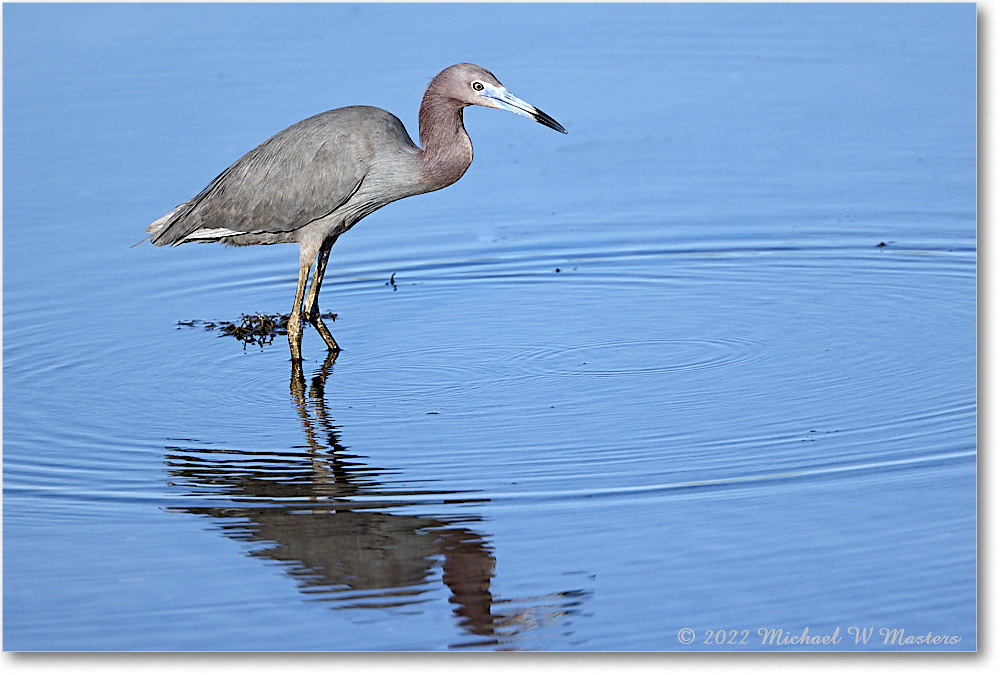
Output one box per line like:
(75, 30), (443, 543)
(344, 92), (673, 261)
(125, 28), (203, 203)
(478, 83), (567, 134)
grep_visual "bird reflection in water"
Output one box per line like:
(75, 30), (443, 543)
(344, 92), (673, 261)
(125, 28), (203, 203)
(165, 353), (588, 648)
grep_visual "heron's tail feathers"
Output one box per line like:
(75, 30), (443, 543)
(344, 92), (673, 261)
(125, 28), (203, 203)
(146, 203), (189, 246)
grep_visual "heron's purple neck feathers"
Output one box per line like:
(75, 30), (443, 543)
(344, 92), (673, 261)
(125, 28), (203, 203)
(417, 84), (473, 190)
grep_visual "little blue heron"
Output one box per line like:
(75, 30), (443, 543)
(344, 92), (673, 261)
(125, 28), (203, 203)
(147, 63), (566, 362)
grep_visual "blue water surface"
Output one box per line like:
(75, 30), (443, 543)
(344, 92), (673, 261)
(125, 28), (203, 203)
(3, 2), (976, 651)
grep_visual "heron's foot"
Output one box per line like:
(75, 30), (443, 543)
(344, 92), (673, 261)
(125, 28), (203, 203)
(306, 307), (340, 352)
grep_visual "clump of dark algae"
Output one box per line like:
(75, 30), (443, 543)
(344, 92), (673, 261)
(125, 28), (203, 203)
(177, 312), (336, 350)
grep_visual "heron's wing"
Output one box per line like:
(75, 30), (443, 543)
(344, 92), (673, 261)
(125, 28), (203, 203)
(149, 110), (379, 246)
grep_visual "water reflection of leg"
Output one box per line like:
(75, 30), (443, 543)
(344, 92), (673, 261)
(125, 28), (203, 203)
(291, 350), (342, 489)
(291, 351), (339, 420)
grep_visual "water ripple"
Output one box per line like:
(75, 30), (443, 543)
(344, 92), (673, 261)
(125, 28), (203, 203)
(506, 335), (765, 378)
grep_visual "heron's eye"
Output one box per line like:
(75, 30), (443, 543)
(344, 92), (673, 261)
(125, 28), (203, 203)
(472, 81), (485, 92)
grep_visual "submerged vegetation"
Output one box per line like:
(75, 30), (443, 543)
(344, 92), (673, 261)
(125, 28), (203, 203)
(177, 312), (337, 349)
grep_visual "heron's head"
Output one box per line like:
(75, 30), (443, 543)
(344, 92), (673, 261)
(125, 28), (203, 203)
(431, 63), (567, 134)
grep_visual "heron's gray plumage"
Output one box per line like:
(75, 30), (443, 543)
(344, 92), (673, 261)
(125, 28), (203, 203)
(147, 63), (566, 362)
(148, 107), (424, 246)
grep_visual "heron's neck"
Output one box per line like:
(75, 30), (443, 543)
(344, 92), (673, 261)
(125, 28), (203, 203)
(418, 92), (473, 190)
